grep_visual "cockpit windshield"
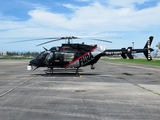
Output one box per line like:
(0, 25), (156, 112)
(36, 51), (48, 60)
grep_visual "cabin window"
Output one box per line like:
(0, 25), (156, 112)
(64, 53), (74, 62)
(46, 52), (53, 61)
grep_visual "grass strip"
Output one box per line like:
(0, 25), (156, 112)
(102, 58), (160, 66)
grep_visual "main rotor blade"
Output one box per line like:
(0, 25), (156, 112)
(5, 37), (59, 44)
(76, 36), (121, 39)
(36, 39), (62, 46)
(5, 36), (113, 46)
(91, 39), (112, 43)
(36, 36), (81, 46)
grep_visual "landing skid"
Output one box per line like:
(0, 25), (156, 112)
(45, 67), (53, 74)
(91, 65), (95, 69)
(76, 67), (80, 75)
(44, 67), (81, 75)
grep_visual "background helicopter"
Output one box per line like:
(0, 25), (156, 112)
(7, 36), (154, 74)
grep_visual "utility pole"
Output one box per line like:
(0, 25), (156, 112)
(132, 42), (134, 56)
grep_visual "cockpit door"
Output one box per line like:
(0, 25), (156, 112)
(53, 52), (64, 66)
(44, 52), (53, 65)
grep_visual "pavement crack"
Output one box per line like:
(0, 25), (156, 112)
(0, 75), (37, 98)
(134, 84), (160, 97)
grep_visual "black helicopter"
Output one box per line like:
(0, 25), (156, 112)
(26, 36), (112, 74)
(24, 36), (154, 74)
(6, 36), (154, 74)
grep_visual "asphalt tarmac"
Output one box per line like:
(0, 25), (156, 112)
(0, 60), (160, 120)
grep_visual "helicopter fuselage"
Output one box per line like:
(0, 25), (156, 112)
(28, 43), (103, 70)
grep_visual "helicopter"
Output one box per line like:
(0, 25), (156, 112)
(6, 36), (154, 74)
(24, 36), (154, 74)
(26, 36), (113, 74)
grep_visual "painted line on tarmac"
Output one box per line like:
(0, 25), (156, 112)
(106, 62), (160, 72)
(80, 74), (116, 78)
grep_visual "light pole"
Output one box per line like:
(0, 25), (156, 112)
(132, 42), (134, 49)
(132, 42), (134, 56)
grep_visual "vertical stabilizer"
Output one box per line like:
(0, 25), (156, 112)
(143, 36), (154, 61)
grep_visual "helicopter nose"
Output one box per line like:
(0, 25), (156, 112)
(27, 59), (39, 71)
(30, 59), (38, 66)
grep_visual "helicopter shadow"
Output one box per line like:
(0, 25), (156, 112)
(36, 73), (102, 78)
(33, 68), (101, 77)
(38, 73), (80, 77)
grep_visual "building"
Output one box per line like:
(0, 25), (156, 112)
(156, 49), (160, 58)
(0, 51), (7, 56)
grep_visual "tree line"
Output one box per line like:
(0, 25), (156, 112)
(7, 51), (39, 57)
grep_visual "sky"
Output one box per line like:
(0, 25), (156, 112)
(0, 0), (160, 52)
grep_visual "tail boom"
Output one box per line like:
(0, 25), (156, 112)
(103, 36), (154, 61)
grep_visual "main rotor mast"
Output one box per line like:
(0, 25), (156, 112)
(60, 36), (78, 44)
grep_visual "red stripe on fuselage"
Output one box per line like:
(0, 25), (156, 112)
(64, 46), (98, 68)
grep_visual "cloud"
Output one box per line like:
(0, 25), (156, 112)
(17, 0), (50, 10)
(107, 0), (148, 7)
(75, 0), (90, 2)
(0, 13), (19, 21)
(0, 0), (160, 34)
(61, 1), (160, 32)
(0, 0), (160, 47)
(62, 3), (80, 11)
